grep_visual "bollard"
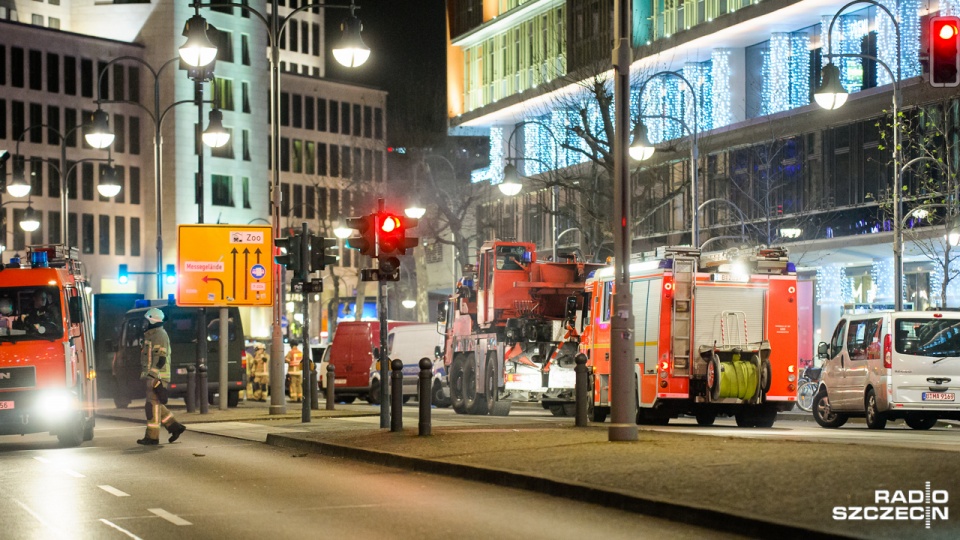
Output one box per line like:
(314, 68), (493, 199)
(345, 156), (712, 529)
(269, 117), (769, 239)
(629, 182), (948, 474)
(418, 358), (432, 436)
(186, 364), (197, 413)
(198, 363), (209, 414)
(310, 363), (319, 410)
(325, 364), (336, 410)
(390, 359), (403, 432)
(575, 353), (588, 427)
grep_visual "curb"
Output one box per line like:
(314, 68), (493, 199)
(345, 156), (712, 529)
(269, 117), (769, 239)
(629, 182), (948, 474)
(265, 433), (858, 540)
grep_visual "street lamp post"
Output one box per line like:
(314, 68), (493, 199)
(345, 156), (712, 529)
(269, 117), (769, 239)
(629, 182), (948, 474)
(182, 0), (369, 416)
(92, 55), (226, 298)
(815, 0), (902, 308)
(632, 75), (701, 246)
(12, 119), (113, 248)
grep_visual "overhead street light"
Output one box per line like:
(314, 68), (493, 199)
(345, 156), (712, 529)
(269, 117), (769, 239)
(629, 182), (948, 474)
(499, 164), (523, 196)
(19, 205), (40, 232)
(97, 164), (122, 198)
(178, 13), (219, 68)
(6, 172), (31, 199)
(628, 123), (655, 161)
(333, 13), (370, 68)
(201, 109), (231, 148)
(84, 110), (116, 149)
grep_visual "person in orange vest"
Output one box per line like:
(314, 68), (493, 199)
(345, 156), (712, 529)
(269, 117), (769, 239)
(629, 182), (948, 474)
(285, 342), (303, 402)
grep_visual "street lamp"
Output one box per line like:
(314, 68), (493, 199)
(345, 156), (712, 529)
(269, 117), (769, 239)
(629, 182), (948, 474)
(816, 0), (902, 308)
(201, 109), (231, 148)
(6, 173), (31, 199)
(183, 0), (370, 416)
(634, 73), (701, 246)
(499, 163), (523, 196)
(94, 55), (226, 298)
(84, 110), (115, 149)
(627, 123), (655, 161)
(97, 163), (122, 198)
(19, 204), (40, 232)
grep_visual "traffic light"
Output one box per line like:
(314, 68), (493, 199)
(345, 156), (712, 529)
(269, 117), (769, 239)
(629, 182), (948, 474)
(345, 214), (376, 257)
(118, 264), (129, 284)
(274, 233), (303, 278)
(165, 264), (177, 285)
(378, 256), (400, 281)
(309, 235), (338, 272)
(377, 214), (420, 257)
(930, 16), (960, 87)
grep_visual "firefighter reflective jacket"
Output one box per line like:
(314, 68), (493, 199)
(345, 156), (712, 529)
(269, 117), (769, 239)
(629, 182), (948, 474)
(140, 323), (171, 383)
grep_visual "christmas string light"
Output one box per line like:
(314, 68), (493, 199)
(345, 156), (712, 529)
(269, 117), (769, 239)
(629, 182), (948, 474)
(817, 264), (851, 303)
(711, 49), (733, 128)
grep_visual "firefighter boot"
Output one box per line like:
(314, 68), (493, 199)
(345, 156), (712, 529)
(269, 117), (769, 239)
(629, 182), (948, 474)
(137, 430), (159, 445)
(167, 422), (187, 443)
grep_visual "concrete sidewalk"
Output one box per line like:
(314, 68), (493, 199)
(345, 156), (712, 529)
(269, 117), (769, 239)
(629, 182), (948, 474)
(96, 399), (957, 540)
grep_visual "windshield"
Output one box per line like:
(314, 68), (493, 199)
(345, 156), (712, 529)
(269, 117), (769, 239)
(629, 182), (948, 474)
(895, 318), (960, 357)
(495, 245), (527, 270)
(0, 286), (64, 341)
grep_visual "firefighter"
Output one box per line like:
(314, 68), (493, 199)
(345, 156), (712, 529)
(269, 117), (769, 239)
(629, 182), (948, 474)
(18, 289), (62, 336)
(285, 342), (303, 402)
(137, 308), (187, 445)
(250, 342), (270, 401)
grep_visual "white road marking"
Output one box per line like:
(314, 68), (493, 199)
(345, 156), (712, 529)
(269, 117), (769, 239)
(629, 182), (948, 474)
(14, 499), (65, 538)
(98, 485), (131, 497)
(99, 519), (143, 539)
(148, 508), (192, 526)
(33, 456), (84, 478)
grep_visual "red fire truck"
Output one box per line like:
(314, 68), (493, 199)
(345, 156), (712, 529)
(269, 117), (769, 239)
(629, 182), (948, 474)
(438, 240), (605, 415)
(0, 245), (97, 446)
(580, 246), (799, 427)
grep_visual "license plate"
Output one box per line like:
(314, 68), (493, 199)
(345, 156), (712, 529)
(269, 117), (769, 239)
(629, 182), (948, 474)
(922, 392), (956, 401)
(0, 401), (14, 410)
(334, 378), (347, 385)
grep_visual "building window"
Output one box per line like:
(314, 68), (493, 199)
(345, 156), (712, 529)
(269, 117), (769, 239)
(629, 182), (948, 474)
(317, 143), (327, 175)
(293, 184), (303, 218)
(318, 188), (327, 219)
(305, 186), (315, 219)
(215, 78), (234, 111)
(292, 94), (302, 128)
(130, 167), (140, 204)
(82, 213), (94, 254)
(211, 127), (235, 159)
(317, 98), (327, 131)
(46, 53), (59, 93)
(212, 174), (234, 206)
(329, 100), (339, 133)
(68, 213), (77, 250)
(290, 20), (299, 53)
(305, 141), (315, 174)
(292, 139), (303, 173)
(242, 129), (251, 161)
(114, 114), (125, 153)
(352, 104), (361, 137)
(128, 65), (140, 103)
(82, 162), (94, 200)
(312, 23), (320, 55)
(99, 215), (110, 255)
(363, 105), (372, 138)
(11, 47), (23, 88)
(329, 144), (340, 177)
(375, 108), (383, 139)
(242, 81), (251, 113)
(48, 211), (61, 245)
(281, 183), (290, 216)
(131, 217), (141, 256)
(80, 58), (92, 97)
(241, 34), (250, 65)
(64, 56), (76, 95)
(113, 64), (125, 101)
(341, 102), (350, 135)
(29, 103), (42, 143)
(280, 137), (290, 171)
(280, 92), (289, 126)
(29, 157), (43, 196)
(12, 209), (26, 251)
(242, 177), (251, 208)
(47, 158), (60, 200)
(130, 117), (140, 155)
(218, 30), (234, 62)
(114, 165), (125, 204)
(115, 216), (125, 256)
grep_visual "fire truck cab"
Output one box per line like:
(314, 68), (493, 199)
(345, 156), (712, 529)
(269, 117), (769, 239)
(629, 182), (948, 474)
(0, 245), (97, 446)
(580, 246), (799, 427)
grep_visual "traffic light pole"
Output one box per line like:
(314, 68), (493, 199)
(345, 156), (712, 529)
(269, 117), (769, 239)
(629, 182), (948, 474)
(377, 198), (391, 429)
(300, 222), (312, 423)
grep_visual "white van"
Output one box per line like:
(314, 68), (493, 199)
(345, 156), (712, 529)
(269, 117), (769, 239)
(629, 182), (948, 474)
(813, 310), (960, 430)
(381, 323), (443, 402)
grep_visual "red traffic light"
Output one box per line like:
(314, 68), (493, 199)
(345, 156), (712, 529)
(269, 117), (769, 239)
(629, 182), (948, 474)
(930, 16), (960, 87)
(381, 214), (401, 233)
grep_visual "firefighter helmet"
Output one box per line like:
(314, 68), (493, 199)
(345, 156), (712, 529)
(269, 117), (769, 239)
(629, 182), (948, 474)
(145, 308), (165, 324)
(0, 297), (12, 315)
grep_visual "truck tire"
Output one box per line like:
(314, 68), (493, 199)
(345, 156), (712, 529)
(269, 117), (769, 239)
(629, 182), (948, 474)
(707, 354), (722, 402)
(695, 410), (717, 426)
(57, 413), (84, 447)
(463, 353), (487, 415)
(368, 378), (381, 405)
(483, 352), (510, 416)
(228, 390), (240, 408)
(113, 396), (130, 409)
(759, 357), (772, 395)
(432, 380), (451, 408)
(450, 355), (466, 414)
(864, 389), (886, 430)
(82, 415), (95, 442)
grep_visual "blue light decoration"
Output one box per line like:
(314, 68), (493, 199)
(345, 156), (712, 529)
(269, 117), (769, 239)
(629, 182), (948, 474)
(817, 264), (851, 303)
(550, 108), (585, 169)
(761, 33), (809, 115)
(945, 0), (960, 16)
(478, 126), (504, 185)
(523, 119), (551, 176)
(711, 49), (733, 129)
(871, 258), (895, 302)
(682, 61), (712, 133)
(877, 0), (921, 85)
(640, 76), (683, 143)
(822, 14), (868, 93)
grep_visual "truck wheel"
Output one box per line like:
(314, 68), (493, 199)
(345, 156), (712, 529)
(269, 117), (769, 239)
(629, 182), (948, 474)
(450, 355), (466, 414)
(695, 411), (717, 426)
(340, 396), (356, 405)
(813, 389), (847, 428)
(734, 411), (755, 427)
(755, 405), (777, 428)
(591, 406), (609, 423)
(707, 355), (722, 401)
(113, 396), (130, 409)
(368, 379), (381, 405)
(484, 352), (499, 415)
(463, 354), (487, 415)
(759, 357), (772, 395)
(57, 414), (84, 447)
(864, 389), (886, 430)
(432, 380), (451, 408)
(82, 415), (95, 442)
(548, 403), (576, 417)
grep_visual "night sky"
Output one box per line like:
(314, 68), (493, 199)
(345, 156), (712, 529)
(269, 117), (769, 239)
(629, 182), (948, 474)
(325, 1), (449, 142)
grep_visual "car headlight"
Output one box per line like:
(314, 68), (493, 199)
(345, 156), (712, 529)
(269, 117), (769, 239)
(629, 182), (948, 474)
(36, 390), (78, 420)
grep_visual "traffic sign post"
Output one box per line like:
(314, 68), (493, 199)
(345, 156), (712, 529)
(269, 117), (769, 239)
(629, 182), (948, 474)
(177, 225), (274, 307)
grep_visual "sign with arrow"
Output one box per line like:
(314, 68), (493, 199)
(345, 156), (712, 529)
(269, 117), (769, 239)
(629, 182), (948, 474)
(176, 224), (274, 307)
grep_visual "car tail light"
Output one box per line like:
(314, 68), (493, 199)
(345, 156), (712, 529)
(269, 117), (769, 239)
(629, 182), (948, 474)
(241, 350), (247, 370)
(883, 333), (892, 369)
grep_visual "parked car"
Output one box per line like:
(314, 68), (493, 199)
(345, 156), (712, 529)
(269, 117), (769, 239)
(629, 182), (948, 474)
(109, 304), (246, 408)
(813, 310), (960, 430)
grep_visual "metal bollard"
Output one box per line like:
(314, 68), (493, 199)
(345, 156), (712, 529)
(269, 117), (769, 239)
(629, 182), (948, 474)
(575, 353), (588, 427)
(390, 359), (403, 432)
(325, 364), (336, 410)
(199, 363), (209, 414)
(418, 358), (432, 436)
(186, 365), (197, 412)
(310, 364), (319, 410)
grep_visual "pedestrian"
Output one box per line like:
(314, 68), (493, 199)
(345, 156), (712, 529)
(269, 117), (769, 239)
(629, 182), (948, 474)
(285, 341), (303, 402)
(251, 342), (270, 401)
(137, 308), (186, 445)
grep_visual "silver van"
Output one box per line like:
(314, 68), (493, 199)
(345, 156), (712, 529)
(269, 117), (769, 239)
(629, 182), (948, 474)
(813, 310), (960, 429)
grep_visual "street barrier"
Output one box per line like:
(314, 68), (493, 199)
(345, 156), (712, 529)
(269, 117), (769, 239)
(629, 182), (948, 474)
(418, 358), (432, 436)
(575, 354), (588, 427)
(325, 363), (336, 410)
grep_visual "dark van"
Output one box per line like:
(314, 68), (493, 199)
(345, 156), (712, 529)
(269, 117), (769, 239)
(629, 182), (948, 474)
(110, 305), (246, 408)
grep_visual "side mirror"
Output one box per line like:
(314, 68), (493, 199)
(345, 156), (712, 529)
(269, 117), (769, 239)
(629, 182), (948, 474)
(564, 295), (578, 321)
(434, 345), (441, 359)
(68, 296), (83, 323)
(817, 342), (828, 358)
(436, 302), (447, 324)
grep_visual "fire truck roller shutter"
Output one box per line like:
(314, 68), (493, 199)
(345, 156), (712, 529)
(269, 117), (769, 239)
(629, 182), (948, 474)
(694, 288), (765, 349)
(631, 278), (661, 374)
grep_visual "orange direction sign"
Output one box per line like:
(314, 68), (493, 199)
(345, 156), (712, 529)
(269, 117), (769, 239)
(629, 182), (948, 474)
(177, 224), (274, 307)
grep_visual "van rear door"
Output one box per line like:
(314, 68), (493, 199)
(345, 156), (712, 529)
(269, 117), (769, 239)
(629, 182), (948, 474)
(891, 314), (960, 407)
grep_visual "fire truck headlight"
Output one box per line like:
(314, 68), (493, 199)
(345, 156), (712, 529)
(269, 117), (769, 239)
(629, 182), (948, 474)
(37, 390), (77, 420)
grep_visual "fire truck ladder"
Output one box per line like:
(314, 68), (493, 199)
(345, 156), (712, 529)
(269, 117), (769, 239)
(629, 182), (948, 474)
(671, 256), (696, 376)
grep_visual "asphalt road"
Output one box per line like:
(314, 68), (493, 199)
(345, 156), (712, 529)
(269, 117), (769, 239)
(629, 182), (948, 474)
(0, 418), (746, 540)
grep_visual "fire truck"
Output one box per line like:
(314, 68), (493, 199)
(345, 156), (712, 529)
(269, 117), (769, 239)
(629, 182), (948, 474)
(580, 246), (799, 427)
(0, 245), (98, 446)
(438, 240), (605, 415)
